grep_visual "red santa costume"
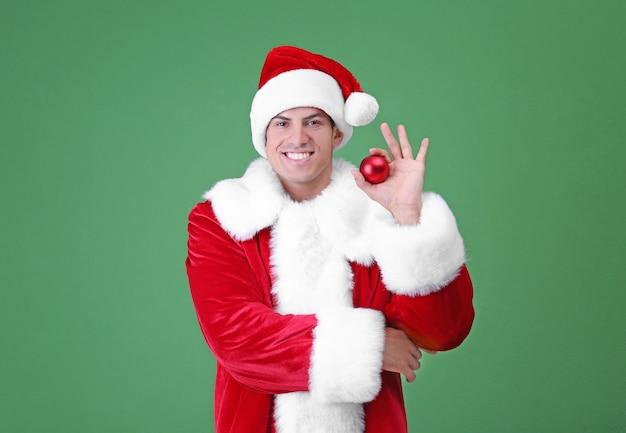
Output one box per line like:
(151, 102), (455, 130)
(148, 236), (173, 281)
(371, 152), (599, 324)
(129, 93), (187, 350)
(186, 46), (475, 433)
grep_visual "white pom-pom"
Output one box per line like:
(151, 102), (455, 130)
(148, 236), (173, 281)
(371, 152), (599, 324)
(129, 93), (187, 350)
(344, 92), (379, 126)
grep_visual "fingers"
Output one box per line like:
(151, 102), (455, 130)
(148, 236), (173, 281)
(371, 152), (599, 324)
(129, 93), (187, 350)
(368, 147), (393, 163)
(401, 342), (423, 382)
(380, 122), (404, 160)
(408, 345), (422, 370)
(404, 369), (417, 383)
(402, 350), (422, 383)
(409, 343), (423, 361)
(407, 355), (421, 371)
(397, 125), (413, 159)
(415, 137), (429, 164)
(382, 327), (429, 383)
(380, 122), (428, 161)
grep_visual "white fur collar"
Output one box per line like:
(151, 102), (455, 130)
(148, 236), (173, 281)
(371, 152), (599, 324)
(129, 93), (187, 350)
(205, 157), (383, 265)
(203, 158), (288, 241)
(204, 157), (466, 296)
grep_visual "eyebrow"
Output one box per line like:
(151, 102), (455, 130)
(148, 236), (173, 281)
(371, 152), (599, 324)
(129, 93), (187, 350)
(271, 113), (325, 121)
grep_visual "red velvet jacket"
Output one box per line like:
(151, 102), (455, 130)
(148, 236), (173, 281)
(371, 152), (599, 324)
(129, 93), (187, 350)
(186, 158), (474, 433)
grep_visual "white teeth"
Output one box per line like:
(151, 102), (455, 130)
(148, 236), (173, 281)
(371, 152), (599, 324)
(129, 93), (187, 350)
(286, 152), (311, 160)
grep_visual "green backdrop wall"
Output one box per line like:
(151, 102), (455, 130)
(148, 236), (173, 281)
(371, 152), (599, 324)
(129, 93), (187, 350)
(2, 1), (624, 432)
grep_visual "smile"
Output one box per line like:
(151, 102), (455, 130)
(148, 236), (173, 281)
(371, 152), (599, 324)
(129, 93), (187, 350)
(285, 152), (313, 160)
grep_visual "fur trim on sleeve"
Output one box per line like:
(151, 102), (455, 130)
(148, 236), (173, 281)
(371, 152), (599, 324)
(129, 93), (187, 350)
(370, 192), (466, 296)
(309, 307), (385, 403)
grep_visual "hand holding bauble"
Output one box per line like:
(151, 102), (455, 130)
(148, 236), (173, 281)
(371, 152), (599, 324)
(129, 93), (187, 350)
(359, 155), (389, 184)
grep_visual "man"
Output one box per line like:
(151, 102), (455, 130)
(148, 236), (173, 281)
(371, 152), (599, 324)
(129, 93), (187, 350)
(186, 46), (474, 433)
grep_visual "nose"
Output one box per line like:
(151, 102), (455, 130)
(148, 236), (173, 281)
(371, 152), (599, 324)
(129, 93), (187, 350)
(289, 124), (308, 146)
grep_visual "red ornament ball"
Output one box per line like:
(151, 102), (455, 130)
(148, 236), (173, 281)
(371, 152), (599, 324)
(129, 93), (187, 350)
(359, 155), (389, 184)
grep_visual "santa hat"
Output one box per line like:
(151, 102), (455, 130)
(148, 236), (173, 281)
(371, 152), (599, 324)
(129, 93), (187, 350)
(250, 46), (379, 157)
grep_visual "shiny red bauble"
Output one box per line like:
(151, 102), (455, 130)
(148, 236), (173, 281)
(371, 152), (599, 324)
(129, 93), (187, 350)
(359, 155), (389, 184)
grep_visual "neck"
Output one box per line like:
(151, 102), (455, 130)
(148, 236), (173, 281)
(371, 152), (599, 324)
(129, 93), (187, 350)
(281, 177), (331, 202)
(282, 185), (322, 202)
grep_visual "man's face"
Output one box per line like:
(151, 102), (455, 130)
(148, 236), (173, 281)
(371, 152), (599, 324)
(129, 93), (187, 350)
(265, 107), (344, 201)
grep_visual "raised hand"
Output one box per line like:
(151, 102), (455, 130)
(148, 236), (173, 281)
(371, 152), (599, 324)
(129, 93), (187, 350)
(352, 123), (429, 225)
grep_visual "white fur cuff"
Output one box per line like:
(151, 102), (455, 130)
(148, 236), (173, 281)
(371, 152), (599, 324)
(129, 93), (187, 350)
(372, 192), (466, 296)
(309, 307), (385, 403)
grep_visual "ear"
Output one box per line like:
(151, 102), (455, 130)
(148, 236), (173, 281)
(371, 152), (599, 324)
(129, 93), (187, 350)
(332, 126), (344, 149)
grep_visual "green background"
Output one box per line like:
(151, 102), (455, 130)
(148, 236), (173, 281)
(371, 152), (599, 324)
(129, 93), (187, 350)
(2, 0), (624, 432)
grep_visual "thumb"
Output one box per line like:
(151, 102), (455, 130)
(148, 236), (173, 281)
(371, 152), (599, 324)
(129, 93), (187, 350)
(351, 169), (369, 189)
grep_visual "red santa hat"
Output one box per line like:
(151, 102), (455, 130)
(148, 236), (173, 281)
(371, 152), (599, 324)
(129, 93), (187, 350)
(250, 46), (379, 157)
